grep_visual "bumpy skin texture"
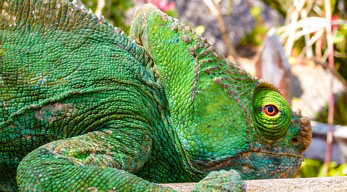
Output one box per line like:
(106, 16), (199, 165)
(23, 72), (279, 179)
(0, 0), (311, 191)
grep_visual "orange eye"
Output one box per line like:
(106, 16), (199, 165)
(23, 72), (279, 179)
(263, 105), (279, 116)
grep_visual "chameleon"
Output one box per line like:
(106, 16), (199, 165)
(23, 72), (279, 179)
(0, 0), (312, 191)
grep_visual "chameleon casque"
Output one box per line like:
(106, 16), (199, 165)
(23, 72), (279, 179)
(0, 0), (312, 191)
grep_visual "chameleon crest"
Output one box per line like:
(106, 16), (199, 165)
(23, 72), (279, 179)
(0, 0), (311, 191)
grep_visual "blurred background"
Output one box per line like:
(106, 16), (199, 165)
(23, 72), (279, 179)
(79, 0), (347, 178)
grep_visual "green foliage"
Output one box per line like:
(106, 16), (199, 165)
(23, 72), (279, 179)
(81, 0), (135, 34)
(260, 0), (288, 18)
(194, 25), (206, 36)
(240, 6), (269, 46)
(334, 24), (347, 82)
(314, 94), (347, 126)
(165, 9), (178, 18)
(298, 158), (347, 177)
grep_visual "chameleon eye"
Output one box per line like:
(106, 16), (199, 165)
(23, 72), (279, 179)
(263, 105), (278, 116)
(252, 88), (292, 140)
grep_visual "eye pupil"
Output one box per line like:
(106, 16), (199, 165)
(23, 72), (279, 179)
(264, 105), (278, 116)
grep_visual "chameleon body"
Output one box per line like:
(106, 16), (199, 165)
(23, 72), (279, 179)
(0, 0), (311, 191)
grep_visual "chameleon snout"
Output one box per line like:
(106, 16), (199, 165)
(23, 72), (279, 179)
(292, 108), (312, 151)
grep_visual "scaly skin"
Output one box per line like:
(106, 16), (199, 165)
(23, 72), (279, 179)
(0, 0), (311, 191)
(130, 5), (312, 190)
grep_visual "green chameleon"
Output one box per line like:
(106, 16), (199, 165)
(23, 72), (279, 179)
(0, 0), (312, 191)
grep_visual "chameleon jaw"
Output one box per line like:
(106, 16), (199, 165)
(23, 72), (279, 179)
(193, 149), (305, 180)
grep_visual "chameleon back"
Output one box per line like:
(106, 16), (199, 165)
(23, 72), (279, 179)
(0, 0), (166, 190)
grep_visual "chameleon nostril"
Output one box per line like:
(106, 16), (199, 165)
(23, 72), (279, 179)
(292, 138), (300, 146)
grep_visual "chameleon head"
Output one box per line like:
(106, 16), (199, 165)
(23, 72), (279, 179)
(242, 83), (312, 179)
(189, 78), (312, 180)
(130, 3), (312, 180)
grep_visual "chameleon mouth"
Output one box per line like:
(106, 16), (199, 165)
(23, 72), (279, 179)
(247, 150), (303, 158)
(219, 151), (303, 178)
(195, 149), (303, 174)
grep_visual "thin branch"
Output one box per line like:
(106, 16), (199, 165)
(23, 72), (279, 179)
(203, 0), (240, 64)
(95, 0), (105, 18)
(300, 9), (313, 59)
(296, 29), (324, 64)
(324, 0), (335, 177)
(310, 57), (347, 89)
(334, 51), (347, 58)
(331, 19), (347, 25)
(278, 17), (328, 42)
(284, 0), (307, 56)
